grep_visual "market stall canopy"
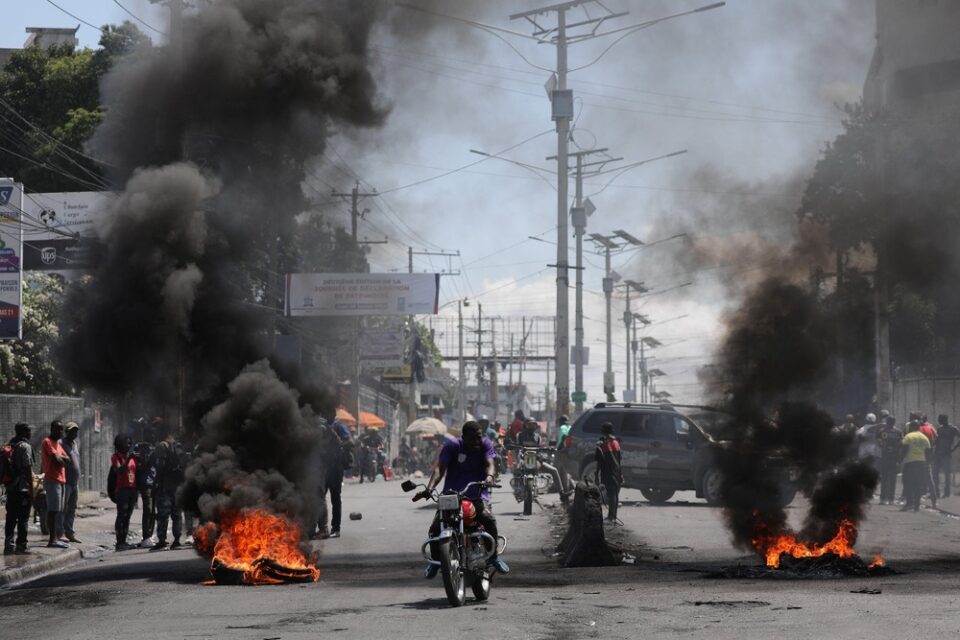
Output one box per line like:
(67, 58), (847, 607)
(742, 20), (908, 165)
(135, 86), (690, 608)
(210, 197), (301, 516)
(336, 408), (386, 430)
(405, 417), (447, 437)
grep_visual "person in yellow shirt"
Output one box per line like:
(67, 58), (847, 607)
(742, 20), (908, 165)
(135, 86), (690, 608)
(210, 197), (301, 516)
(901, 422), (931, 512)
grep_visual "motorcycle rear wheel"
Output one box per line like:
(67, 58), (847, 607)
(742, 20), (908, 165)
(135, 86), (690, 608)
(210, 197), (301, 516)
(439, 540), (465, 607)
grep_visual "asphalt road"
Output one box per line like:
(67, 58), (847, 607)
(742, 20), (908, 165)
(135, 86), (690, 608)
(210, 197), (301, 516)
(3, 479), (960, 640)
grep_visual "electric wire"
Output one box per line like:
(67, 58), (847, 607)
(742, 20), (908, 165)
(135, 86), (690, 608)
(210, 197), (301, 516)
(111, 0), (168, 36)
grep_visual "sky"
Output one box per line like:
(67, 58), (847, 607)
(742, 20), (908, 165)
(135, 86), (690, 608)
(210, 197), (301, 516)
(2, 1), (878, 409)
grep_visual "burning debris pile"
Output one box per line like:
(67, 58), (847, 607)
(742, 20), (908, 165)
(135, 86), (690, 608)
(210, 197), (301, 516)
(196, 509), (319, 585)
(705, 279), (883, 575)
(53, 0), (391, 584)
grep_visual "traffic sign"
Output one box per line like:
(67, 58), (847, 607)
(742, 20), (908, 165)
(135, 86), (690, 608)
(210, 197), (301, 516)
(572, 391), (587, 402)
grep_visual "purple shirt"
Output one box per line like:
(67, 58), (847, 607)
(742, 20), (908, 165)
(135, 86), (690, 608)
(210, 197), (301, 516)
(439, 436), (497, 501)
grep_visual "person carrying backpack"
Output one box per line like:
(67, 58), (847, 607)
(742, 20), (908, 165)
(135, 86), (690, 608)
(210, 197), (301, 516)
(3, 423), (34, 555)
(594, 422), (624, 523)
(150, 426), (185, 550)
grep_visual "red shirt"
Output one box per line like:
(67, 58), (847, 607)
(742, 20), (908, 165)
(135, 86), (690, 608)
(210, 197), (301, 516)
(919, 423), (938, 444)
(111, 453), (137, 490)
(508, 419), (524, 441)
(40, 437), (67, 484)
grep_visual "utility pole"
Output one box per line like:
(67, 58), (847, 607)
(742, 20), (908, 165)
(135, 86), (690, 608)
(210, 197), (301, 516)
(590, 231), (643, 401)
(458, 300), (467, 422)
(549, 147), (620, 414)
(619, 279), (647, 401)
(332, 182), (378, 243)
(510, 1), (628, 423)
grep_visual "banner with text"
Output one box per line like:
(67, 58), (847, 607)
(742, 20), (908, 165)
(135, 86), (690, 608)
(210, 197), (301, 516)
(22, 191), (113, 273)
(285, 273), (440, 317)
(0, 179), (24, 339)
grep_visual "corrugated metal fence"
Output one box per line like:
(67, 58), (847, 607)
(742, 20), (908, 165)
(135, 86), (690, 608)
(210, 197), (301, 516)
(0, 394), (116, 494)
(892, 377), (960, 423)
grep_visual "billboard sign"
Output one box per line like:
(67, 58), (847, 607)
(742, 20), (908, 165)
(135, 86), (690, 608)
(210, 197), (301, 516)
(360, 328), (405, 368)
(0, 179), (23, 339)
(21, 191), (113, 272)
(285, 273), (440, 317)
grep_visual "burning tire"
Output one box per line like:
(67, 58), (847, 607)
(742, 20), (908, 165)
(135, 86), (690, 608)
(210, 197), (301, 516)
(640, 488), (675, 504)
(701, 466), (723, 506)
(439, 540), (465, 607)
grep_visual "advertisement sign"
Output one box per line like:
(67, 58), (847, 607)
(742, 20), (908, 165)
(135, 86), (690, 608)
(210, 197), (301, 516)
(21, 191), (113, 272)
(285, 273), (440, 317)
(360, 329), (405, 368)
(0, 179), (23, 339)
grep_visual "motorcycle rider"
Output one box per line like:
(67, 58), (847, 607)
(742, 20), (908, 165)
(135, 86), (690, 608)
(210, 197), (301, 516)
(515, 419), (569, 504)
(358, 427), (384, 482)
(517, 419), (542, 446)
(418, 421), (509, 578)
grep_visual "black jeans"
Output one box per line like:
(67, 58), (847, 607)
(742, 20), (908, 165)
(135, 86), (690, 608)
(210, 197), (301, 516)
(879, 458), (899, 502)
(933, 455), (953, 497)
(603, 480), (621, 521)
(428, 499), (498, 561)
(902, 462), (925, 510)
(318, 470), (343, 533)
(155, 489), (182, 543)
(140, 489), (155, 540)
(4, 491), (31, 551)
(115, 487), (138, 545)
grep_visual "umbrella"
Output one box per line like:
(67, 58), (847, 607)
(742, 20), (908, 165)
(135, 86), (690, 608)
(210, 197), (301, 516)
(405, 417), (448, 437)
(336, 408), (386, 430)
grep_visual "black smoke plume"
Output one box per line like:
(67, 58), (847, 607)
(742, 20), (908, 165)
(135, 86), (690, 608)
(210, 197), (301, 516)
(56, 0), (388, 537)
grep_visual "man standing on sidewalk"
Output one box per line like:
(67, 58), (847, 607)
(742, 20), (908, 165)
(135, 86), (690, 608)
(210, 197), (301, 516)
(58, 422), (82, 543)
(876, 415), (903, 505)
(150, 427), (185, 550)
(3, 423), (34, 555)
(933, 414), (959, 498)
(40, 421), (69, 548)
(901, 421), (931, 512)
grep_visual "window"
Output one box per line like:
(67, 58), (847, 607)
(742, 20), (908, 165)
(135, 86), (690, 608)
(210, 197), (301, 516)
(621, 412), (652, 438)
(581, 410), (619, 434)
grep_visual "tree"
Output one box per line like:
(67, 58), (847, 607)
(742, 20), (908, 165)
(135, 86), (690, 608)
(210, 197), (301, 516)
(0, 273), (73, 395)
(801, 99), (960, 376)
(0, 22), (150, 192)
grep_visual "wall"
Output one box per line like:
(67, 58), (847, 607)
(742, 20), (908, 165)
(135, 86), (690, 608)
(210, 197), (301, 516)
(0, 395), (116, 494)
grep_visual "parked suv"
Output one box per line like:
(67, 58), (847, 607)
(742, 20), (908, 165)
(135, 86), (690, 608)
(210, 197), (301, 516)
(556, 403), (796, 505)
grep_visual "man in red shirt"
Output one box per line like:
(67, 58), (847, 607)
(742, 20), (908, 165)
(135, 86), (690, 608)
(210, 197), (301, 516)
(111, 434), (138, 551)
(40, 421), (69, 548)
(508, 411), (525, 443)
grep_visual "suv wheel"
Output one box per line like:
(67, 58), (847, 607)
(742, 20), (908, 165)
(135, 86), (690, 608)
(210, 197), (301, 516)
(639, 488), (675, 504)
(701, 466), (723, 506)
(579, 461), (598, 484)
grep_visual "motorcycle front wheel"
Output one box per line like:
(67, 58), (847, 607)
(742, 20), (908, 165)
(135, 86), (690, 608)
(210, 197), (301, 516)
(470, 572), (491, 601)
(439, 540), (466, 607)
(523, 481), (533, 516)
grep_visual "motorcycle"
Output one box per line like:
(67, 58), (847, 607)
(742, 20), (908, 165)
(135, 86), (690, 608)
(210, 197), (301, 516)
(402, 479), (505, 607)
(506, 445), (555, 516)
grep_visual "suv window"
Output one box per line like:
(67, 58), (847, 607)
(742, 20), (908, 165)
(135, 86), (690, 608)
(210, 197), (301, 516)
(621, 412), (653, 438)
(580, 410), (621, 435)
(648, 413), (679, 440)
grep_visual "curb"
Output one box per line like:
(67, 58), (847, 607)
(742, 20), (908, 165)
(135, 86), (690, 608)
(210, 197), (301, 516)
(0, 549), (83, 588)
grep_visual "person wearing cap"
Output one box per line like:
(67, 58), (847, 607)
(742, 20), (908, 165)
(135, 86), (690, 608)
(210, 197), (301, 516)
(3, 423), (34, 555)
(856, 413), (880, 466)
(594, 422), (623, 523)
(58, 422), (82, 543)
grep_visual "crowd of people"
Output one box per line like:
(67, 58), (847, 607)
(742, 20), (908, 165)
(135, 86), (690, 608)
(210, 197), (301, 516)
(850, 411), (960, 511)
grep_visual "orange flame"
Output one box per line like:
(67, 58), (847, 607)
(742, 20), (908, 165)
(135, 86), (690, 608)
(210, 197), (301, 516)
(868, 554), (885, 569)
(195, 508), (319, 585)
(752, 518), (858, 568)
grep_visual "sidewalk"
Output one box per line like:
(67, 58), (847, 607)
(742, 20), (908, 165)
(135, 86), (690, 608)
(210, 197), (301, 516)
(1, 492), (118, 587)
